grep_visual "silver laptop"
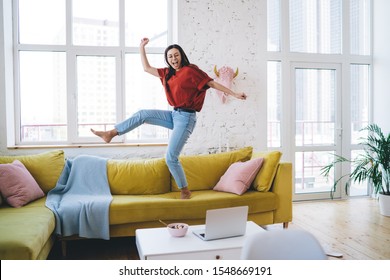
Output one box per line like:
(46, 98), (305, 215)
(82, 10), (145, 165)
(192, 206), (248, 241)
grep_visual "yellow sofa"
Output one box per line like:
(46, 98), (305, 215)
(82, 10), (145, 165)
(0, 147), (292, 259)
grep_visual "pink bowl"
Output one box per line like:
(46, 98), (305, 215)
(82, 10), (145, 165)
(167, 223), (189, 237)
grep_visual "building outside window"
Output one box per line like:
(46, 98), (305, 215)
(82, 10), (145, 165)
(267, 0), (372, 200)
(14, 0), (171, 145)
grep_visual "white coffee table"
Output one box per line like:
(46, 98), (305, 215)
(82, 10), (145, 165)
(135, 221), (265, 260)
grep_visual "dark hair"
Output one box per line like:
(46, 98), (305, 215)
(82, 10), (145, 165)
(164, 44), (190, 89)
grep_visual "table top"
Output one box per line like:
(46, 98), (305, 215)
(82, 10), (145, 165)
(135, 221), (265, 258)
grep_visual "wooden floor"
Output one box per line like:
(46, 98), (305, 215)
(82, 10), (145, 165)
(288, 197), (390, 260)
(47, 197), (390, 260)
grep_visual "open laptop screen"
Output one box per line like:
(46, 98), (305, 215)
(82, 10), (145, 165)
(192, 206), (248, 241)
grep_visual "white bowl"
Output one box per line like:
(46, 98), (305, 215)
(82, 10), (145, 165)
(167, 223), (189, 237)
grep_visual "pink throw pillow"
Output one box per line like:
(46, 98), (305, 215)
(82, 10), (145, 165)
(213, 157), (264, 195)
(0, 160), (44, 207)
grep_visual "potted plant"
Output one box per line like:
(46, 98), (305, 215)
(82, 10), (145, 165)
(321, 124), (390, 216)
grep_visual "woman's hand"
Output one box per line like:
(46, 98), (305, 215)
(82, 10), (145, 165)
(233, 92), (247, 100)
(140, 38), (149, 48)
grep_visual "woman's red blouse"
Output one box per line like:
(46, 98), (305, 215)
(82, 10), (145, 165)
(157, 65), (213, 112)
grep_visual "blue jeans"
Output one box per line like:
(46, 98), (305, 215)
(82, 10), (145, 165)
(115, 109), (197, 189)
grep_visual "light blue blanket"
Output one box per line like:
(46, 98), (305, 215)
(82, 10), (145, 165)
(45, 155), (112, 240)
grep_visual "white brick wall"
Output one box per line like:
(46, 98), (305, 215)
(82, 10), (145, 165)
(178, 0), (266, 155)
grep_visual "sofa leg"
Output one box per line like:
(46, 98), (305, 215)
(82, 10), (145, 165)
(283, 222), (289, 229)
(61, 240), (67, 258)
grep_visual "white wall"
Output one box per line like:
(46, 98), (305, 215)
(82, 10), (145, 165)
(0, 0), (267, 158)
(373, 0), (390, 134)
(0, 2), (7, 153)
(177, 0), (267, 155)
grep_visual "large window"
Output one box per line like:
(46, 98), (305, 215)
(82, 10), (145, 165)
(267, 0), (372, 200)
(289, 0), (342, 54)
(14, 0), (171, 144)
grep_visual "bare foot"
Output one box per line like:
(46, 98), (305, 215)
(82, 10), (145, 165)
(180, 187), (191, 199)
(90, 128), (117, 143)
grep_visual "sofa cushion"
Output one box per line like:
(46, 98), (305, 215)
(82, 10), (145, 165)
(171, 146), (253, 192)
(0, 160), (45, 207)
(0, 150), (65, 193)
(0, 198), (55, 260)
(213, 157), (264, 195)
(109, 190), (277, 225)
(107, 158), (171, 195)
(251, 151), (282, 192)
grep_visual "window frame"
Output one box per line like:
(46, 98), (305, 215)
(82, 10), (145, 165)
(10, 0), (174, 146)
(266, 0), (373, 200)
(267, 0), (373, 153)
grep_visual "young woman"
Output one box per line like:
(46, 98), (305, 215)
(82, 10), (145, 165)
(91, 38), (247, 199)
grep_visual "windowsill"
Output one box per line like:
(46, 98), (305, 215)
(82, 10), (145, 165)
(7, 142), (168, 150)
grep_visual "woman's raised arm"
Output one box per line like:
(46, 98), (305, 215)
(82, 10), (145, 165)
(140, 38), (159, 77)
(207, 80), (247, 100)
